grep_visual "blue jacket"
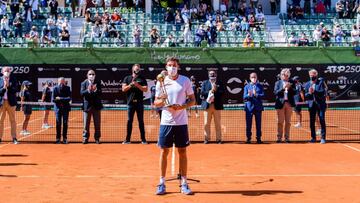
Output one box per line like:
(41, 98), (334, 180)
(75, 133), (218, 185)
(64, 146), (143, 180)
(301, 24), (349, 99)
(52, 85), (72, 112)
(243, 82), (264, 112)
(200, 79), (224, 110)
(304, 79), (327, 110)
(0, 75), (18, 107)
(274, 80), (296, 109)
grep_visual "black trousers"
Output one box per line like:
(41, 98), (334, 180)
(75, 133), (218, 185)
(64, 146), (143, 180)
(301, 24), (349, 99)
(126, 102), (146, 142)
(83, 109), (101, 140)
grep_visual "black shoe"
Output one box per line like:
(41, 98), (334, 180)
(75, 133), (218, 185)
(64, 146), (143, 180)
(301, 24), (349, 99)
(217, 140), (222, 144)
(12, 138), (19, 145)
(285, 139), (291, 143)
(55, 139), (61, 144)
(82, 139), (89, 144)
(276, 139), (282, 143)
(95, 139), (101, 144)
(62, 139), (68, 144)
(256, 140), (263, 144)
(0, 138), (2, 144)
(245, 139), (251, 144)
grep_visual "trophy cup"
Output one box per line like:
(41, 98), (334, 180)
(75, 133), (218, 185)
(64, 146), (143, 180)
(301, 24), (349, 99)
(157, 73), (171, 107)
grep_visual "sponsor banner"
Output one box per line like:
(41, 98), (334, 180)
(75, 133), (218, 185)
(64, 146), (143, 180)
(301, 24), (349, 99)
(4, 64), (360, 104)
(38, 78), (72, 92)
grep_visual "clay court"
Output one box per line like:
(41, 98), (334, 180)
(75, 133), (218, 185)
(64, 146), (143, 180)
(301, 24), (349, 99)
(0, 108), (359, 202)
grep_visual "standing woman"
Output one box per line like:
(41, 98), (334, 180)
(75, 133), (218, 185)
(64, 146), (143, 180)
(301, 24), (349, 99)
(42, 80), (53, 129)
(243, 73), (264, 144)
(20, 81), (33, 136)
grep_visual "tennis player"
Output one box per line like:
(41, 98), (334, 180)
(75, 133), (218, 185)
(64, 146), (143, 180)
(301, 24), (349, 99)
(154, 57), (195, 195)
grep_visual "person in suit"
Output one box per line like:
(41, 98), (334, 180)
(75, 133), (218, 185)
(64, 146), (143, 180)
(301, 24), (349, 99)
(200, 70), (225, 144)
(0, 67), (18, 144)
(80, 70), (103, 144)
(304, 69), (327, 144)
(243, 72), (264, 144)
(274, 68), (296, 143)
(52, 77), (71, 144)
(121, 64), (148, 144)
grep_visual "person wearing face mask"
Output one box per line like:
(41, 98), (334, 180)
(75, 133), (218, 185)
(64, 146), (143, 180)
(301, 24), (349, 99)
(20, 81), (33, 136)
(80, 70), (103, 144)
(243, 73), (264, 144)
(0, 67), (18, 144)
(200, 70), (224, 144)
(121, 64), (148, 144)
(154, 57), (196, 195)
(274, 68), (295, 143)
(304, 69), (327, 144)
(52, 77), (72, 144)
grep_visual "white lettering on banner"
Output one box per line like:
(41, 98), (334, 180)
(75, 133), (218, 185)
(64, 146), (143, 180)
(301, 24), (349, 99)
(101, 80), (122, 94)
(0, 66), (30, 74)
(150, 50), (201, 61)
(37, 78), (72, 91)
(327, 76), (358, 90)
(325, 65), (360, 73)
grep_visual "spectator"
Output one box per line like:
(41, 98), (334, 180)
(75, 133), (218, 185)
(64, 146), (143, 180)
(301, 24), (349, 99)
(313, 26), (322, 43)
(240, 16), (249, 33)
(243, 33), (255, 47)
(356, 5), (360, 27)
(23, 6), (34, 34)
(46, 15), (58, 37)
(31, 0), (39, 18)
(333, 23), (345, 46)
(336, 0), (344, 19)
(270, 0), (276, 15)
(108, 23), (118, 38)
(220, 0), (227, 13)
(324, 0), (331, 10)
(183, 21), (192, 45)
(248, 14), (258, 31)
(10, 0), (20, 20)
(78, 0), (87, 17)
(0, 1), (7, 19)
(91, 21), (101, 38)
(207, 25), (217, 46)
(304, 0), (311, 14)
(29, 26), (39, 47)
(232, 0), (239, 10)
(222, 11), (231, 24)
(315, 0), (326, 14)
(164, 7), (174, 23)
(150, 27), (160, 46)
(174, 9), (183, 31)
(343, 0), (351, 18)
(132, 24), (141, 47)
(62, 17), (71, 30)
(255, 5), (265, 22)
(239, 3), (246, 17)
(102, 10), (111, 24)
(93, 11), (102, 23)
(49, 0), (58, 20)
(42, 27), (55, 45)
(101, 23), (110, 38)
(295, 6), (304, 19)
(215, 15), (224, 31)
(190, 4), (198, 19)
(181, 4), (190, 23)
(0, 15), (10, 39)
(195, 24), (206, 46)
(298, 32), (309, 46)
(321, 27), (331, 46)
(351, 24), (359, 46)
(161, 34), (176, 47)
(59, 26), (70, 47)
(229, 17), (240, 31)
(288, 32), (298, 46)
(205, 15), (214, 28)
(287, 5), (296, 22)
(13, 13), (23, 38)
(84, 9), (92, 23)
(111, 10), (121, 25)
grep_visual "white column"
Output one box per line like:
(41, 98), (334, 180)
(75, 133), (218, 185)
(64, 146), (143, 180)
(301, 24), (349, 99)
(145, 0), (152, 14)
(213, 0), (220, 11)
(280, 0), (287, 14)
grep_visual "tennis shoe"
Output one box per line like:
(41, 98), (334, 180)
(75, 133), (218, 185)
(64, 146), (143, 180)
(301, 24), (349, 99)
(181, 183), (193, 195)
(12, 138), (19, 144)
(310, 138), (316, 143)
(122, 141), (131, 144)
(320, 139), (326, 144)
(294, 123), (302, 128)
(155, 184), (166, 195)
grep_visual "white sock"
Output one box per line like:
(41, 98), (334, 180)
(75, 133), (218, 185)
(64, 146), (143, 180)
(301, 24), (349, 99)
(159, 177), (165, 185)
(181, 176), (187, 185)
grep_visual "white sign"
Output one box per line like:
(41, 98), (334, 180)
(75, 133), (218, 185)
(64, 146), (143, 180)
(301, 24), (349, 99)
(37, 78), (72, 92)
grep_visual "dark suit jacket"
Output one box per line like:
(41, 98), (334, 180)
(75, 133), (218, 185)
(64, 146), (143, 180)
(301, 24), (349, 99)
(274, 80), (296, 109)
(80, 79), (103, 112)
(243, 83), (264, 112)
(52, 85), (72, 112)
(304, 79), (327, 111)
(0, 75), (18, 107)
(200, 79), (224, 110)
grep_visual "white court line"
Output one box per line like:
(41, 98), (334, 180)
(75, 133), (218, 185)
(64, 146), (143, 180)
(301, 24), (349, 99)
(338, 143), (360, 152)
(8, 174), (360, 179)
(0, 117), (77, 150)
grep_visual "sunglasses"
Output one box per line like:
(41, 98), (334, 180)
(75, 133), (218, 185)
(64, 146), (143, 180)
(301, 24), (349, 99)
(88, 74), (95, 76)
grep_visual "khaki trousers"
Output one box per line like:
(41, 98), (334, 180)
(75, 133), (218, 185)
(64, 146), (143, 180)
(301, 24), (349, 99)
(204, 103), (222, 141)
(276, 102), (292, 140)
(0, 100), (17, 139)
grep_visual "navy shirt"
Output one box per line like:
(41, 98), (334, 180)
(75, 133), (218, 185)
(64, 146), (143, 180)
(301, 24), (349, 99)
(294, 83), (304, 103)
(42, 87), (52, 102)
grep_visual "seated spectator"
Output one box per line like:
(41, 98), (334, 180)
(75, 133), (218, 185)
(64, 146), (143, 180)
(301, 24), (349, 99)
(240, 16), (249, 33)
(239, 3), (247, 17)
(195, 24), (207, 47)
(0, 15), (10, 39)
(336, 0), (344, 19)
(101, 23), (110, 38)
(215, 15), (224, 31)
(114, 31), (125, 47)
(315, 0), (326, 14)
(150, 27), (160, 45)
(42, 27), (55, 46)
(62, 17), (71, 30)
(333, 23), (345, 45)
(0, 1), (6, 18)
(91, 21), (101, 38)
(84, 9), (92, 23)
(164, 7), (174, 23)
(161, 34), (176, 47)
(343, 1), (351, 18)
(205, 15), (214, 28)
(93, 11), (102, 24)
(298, 32), (309, 46)
(321, 27), (331, 46)
(29, 26), (39, 47)
(13, 13), (23, 38)
(46, 15), (58, 37)
(222, 12), (231, 24)
(190, 4), (198, 19)
(313, 25), (323, 42)
(174, 9), (183, 31)
(287, 5), (296, 22)
(220, 0), (227, 13)
(229, 17), (240, 31)
(56, 15), (64, 30)
(132, 24), (141, 47)
(207, 25), (217, 46)
(243, 33), (254, 47)
(108, 23), (118, 38)
(111, 10), (122, 25)
(288, 32), (298, 46)
(295, 6), (304, 19)
(255, 5), (265, 22)
(59, 26), (70, 47)
(248, 14), (258, 31)
(351, 24), (359, 46)
(102, 10), (111, 24)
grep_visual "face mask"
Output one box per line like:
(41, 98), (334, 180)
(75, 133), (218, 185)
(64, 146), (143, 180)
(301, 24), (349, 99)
(133, 70), (140, 75)
(88, 75), (95, 81)
(209, 76), (216, 81)
(250, 78), (257, 84)
(310, 76), (317, 81)
(3, 72), (10, 77)
(166, 66), (178, 77)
